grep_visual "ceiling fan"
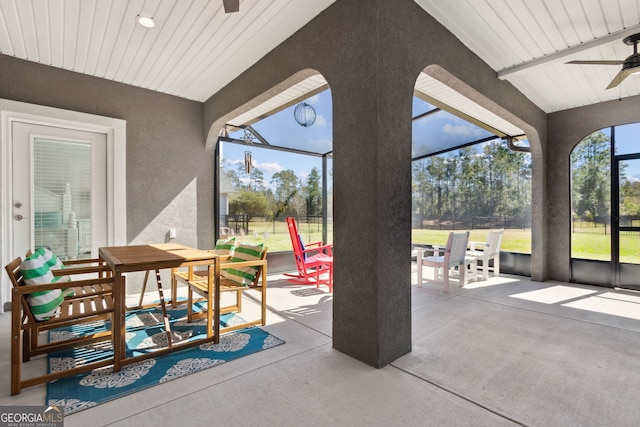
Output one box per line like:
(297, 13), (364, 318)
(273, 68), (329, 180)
(567, 33), (640, 89)
(223, 0), (239, 13)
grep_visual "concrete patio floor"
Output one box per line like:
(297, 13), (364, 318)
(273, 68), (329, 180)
(2, 265), (640, 426)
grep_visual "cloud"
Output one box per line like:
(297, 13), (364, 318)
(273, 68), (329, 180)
(442, 123), (483, 137)
(224, 158), (283, 175)
(256, 161), (284, 174)
(307, 94), (320, 105)
(415, 115), (435, 126)
(628, 173), (640, 182)
(314, 114), (328, 127)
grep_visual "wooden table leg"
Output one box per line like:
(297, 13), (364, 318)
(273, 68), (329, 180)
(113, 269), (124, 372)
(137, 270), (150, 308)
(154, 269), (173, 347)
(261, 263), (267, 325)
(214, 259), (221, 344)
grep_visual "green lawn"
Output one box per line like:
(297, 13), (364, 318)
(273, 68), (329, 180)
(412, 229), (531, 253)
(226, 220), (331, 252)
(571, 232), (640, 263)
(228, 220), (639, 263)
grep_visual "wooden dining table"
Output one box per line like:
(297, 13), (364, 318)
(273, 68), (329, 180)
(99, 243), (225, 371)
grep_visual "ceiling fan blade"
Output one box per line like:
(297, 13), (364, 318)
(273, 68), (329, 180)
(606, 69), (632, 89)
(566, 60), (624, 65)
(223, 0), (239, 13)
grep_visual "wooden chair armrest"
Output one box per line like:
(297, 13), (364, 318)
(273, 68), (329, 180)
(468, 241), (485, 251)
(429, 245), (449, 256)
(304, 240), (325, 248)
(12, 276), (114, 295)
(219, 259), (267, 269)
(63, 257), (103, 266)
(52, 265), (112, 276)
(302, 244), (332, 256)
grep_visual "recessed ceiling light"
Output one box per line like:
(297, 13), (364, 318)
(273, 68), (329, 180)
(137, 15), (155, 28)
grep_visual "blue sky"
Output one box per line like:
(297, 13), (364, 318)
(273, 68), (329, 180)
(221, 90), (497, 186)
(613, 123), (640, 182)
(221, 90), (640, 185)
(222, 90), (332, 187)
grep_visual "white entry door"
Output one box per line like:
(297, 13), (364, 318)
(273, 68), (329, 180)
(12, 122), (108, 260)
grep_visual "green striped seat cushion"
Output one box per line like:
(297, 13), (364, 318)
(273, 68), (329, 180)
(19, 247), (73, 321)
(224, 242), (264, 286)
(213, 237), (236, 255)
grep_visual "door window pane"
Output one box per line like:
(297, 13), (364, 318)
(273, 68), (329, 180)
(33, 138), (91, 260)
(614, 123), (640, 156)
(619, 158), (640, 264)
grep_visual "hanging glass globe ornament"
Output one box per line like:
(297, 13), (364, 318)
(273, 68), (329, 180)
(293, 102), (316, 127)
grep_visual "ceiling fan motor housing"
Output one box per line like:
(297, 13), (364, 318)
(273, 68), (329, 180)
(623, 33), (640, 46)
(623, 53), (640, 72)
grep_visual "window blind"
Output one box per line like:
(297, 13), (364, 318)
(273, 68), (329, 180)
(33, 138), (92, 260)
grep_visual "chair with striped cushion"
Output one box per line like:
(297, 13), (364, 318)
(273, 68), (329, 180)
(185, 243), (268, 336)
(170, 238), (236, 307)
(5, 249), (115, 395)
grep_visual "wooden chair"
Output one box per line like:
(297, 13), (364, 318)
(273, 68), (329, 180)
(5, 255), (115, 395)
(416, 231), (471, 292)
(180, 246), (268, 336)
(466, 229), (504, 281)
(284, 217), (333, 289)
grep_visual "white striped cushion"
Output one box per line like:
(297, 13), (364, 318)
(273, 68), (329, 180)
(224, 243), (264, 286)
(19, 248), (72, 321)
(213, 237), (236, 255)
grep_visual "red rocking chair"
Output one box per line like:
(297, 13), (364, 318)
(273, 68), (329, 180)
(284, 217), (333, 291)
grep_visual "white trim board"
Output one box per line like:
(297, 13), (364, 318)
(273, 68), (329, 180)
(0, 99), (126, 312)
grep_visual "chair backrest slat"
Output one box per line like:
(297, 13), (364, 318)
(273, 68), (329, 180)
(486, 229), (504, 257)
(248, 246), (268, 287)
(447, 231), (470, 268)
(286, 217), (306, 274)
(5, 256), (38, 323)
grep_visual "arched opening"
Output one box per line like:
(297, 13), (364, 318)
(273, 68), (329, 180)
(570, 123), (640, 289)
(412, 69), (535, 283)
(208, 71), (334, 279)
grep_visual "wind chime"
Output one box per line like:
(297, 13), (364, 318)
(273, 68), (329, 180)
(243, 130), (254, 175)
(244, 150), (252, 174)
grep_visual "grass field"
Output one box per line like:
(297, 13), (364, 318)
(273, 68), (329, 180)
(229, 221), (531, 253)
(225, 220), (330, 252)
(571, 232), (640, 263)
(411, 229), (531, 253)
(227, 220), (639, 263)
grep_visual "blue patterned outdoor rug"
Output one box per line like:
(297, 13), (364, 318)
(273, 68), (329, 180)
(46, 303), (285, 415)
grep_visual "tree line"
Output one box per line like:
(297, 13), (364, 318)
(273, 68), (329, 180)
(571, 130), (640, 222)
(223, 139), (535, 227)
(412, 140), (532, 223)
(222, 159), (323, 223)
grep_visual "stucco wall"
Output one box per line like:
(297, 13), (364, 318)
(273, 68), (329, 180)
(547, 94), (640, 281)
(0, 54), (213, 292)
(203, 0), (548, 367)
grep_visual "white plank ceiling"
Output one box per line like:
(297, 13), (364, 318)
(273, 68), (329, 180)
(1, 0), (639, 122)
(0, 0), (335, 102)
(415, 0), (640, 113)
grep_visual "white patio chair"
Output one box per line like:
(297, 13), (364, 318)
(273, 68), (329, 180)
(416, 231), (471, 292)
(466, 229), (504, 281)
